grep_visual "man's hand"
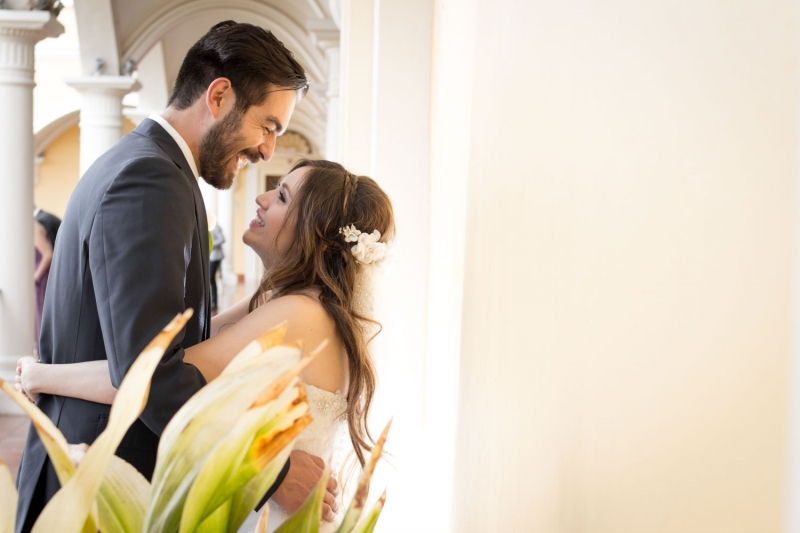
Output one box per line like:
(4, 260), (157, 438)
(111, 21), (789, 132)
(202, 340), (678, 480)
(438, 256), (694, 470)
(272, 450), (340, 522)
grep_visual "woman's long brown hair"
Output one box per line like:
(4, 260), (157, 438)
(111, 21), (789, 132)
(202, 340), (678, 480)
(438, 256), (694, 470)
(249, 159), (394, 466)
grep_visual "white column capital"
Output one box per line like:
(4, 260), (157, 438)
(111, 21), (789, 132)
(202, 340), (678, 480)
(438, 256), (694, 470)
(0, 10), (62, 365)
(0, 10), (63, 87)
(64, 74), (140, 95)
(64, 75), (140, 174)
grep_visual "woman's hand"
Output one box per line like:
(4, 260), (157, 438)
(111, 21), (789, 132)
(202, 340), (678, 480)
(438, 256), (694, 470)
(15, 355), (40, 403)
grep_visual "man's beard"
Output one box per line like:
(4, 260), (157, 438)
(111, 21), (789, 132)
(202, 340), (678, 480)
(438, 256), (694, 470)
(199, 108), (261, 190)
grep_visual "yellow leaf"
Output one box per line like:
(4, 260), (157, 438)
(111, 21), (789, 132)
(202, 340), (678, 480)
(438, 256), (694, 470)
(335, 420), (392, 533)
(32, 310), (193, 533)
(0, 458), (17, 533)
(0, 381), (98, 532)
(146, 344), (303, 533)
(222, 322), (288, 375)
(0, 381), (73, 485)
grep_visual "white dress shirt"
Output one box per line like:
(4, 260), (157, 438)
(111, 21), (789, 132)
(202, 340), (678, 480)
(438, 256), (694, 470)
(148, 113), (199, 179)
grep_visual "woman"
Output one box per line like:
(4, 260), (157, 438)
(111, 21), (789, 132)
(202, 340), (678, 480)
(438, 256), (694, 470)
(16, 159), (394, 532)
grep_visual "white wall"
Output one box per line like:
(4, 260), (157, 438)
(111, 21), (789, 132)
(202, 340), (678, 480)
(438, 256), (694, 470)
(338, 0), (435, 530)
(448, 1), (795, 531)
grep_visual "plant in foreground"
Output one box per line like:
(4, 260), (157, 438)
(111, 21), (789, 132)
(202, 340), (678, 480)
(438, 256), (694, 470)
(0, 311), (389, 533)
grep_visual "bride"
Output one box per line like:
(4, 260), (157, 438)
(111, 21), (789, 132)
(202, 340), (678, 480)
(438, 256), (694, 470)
(15, 159), (394, 532)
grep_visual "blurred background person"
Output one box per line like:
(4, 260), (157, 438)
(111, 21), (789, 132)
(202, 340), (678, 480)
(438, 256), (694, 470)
(209, 212), (225, 313)
(32, 207), (60, 352)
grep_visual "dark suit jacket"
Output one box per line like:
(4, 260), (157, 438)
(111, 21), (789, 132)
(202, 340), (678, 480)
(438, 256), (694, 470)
(16, 119), (286, 533)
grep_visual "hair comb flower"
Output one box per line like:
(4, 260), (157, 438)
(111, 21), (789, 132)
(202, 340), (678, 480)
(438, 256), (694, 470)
(339, 224), (389, 266)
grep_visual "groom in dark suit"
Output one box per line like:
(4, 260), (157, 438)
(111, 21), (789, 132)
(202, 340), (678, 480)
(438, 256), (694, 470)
(16, 21), (337, 532)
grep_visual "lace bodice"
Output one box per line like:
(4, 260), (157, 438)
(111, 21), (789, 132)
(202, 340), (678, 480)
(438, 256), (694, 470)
(265, 384), (349, 532)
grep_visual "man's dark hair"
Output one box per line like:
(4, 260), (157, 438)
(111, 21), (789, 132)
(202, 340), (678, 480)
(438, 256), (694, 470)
(168, 21), (309, 111)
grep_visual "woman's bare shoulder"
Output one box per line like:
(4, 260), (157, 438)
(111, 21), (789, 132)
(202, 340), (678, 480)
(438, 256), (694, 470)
(254, 293), (347, 393)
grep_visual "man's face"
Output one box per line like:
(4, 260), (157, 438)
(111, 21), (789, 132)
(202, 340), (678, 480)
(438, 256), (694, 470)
(199, 87), (298, 190)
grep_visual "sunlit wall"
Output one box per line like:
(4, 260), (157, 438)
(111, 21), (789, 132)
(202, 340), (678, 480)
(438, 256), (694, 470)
(449, 1), (795, 531)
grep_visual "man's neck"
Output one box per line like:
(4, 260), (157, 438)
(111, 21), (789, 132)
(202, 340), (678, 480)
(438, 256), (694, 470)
(159, 105), (206, 172)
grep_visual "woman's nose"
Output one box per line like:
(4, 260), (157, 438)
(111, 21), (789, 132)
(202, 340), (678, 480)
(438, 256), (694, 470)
(255, 192), (270, 208)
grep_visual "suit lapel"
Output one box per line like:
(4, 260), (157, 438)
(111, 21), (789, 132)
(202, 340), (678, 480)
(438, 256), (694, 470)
(132, 119), (211, 337)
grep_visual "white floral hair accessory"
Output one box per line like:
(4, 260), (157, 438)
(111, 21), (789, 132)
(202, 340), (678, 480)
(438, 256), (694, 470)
(339, 224), (389, 266)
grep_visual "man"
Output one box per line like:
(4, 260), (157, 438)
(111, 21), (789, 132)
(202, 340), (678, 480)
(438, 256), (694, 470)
(16, 21), (337, 532)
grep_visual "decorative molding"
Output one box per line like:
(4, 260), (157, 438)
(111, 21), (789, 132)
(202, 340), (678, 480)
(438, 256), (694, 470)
(34, 109), (79, 154)
(120, 0), (326, 84)
(0, 8), (62, 35)
(0, 10), (62, 85)
(307, 18), (340, 51)
(328, 0), (341, 29)
(275, 131), (312, 156)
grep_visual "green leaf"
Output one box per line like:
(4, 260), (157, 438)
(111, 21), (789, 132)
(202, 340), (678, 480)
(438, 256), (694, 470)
(96, 455), (151, 533)
(195, 499), (231, 533)
(350, 491), (386, 533)
(178, 385), (310, 533)
(226, 446), (292, 533)
(273, 467), (331, 533)
(145, 335), (316, 533)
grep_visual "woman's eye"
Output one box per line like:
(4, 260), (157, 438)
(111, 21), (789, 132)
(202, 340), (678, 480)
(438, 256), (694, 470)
(278, 191), (286, 202)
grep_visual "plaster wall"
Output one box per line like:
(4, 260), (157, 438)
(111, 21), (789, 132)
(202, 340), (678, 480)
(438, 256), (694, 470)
(35, 119), (136, 219)
(449, 1), (795, 531)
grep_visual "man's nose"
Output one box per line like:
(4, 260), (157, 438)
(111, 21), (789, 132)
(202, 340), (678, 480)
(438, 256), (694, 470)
(259, 136), (276, 162)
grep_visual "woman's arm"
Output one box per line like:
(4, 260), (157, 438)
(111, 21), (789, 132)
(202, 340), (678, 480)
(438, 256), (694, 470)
(19, 358), (117, 404)
(33, 221), (53, 282)
(13, 294), (261, 405)
(210, 293), (254, 337)
(185, 293), (346, 391)
(16, 292), (344, 404)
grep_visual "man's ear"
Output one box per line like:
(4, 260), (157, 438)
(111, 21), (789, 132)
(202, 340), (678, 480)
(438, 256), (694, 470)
(205, 78), (233, 119)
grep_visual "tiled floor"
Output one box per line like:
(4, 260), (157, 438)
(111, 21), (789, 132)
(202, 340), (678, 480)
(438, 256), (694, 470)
(0, 415), (28, 482)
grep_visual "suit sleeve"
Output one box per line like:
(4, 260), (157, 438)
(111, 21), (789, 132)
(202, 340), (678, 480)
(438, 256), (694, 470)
(90, 157), (207, 436)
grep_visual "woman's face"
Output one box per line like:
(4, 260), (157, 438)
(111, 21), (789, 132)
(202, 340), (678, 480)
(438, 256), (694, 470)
(243, 166), (309, 267)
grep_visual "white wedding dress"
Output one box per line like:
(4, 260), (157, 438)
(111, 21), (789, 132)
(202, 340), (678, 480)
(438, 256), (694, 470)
(239, 384), (349, 533)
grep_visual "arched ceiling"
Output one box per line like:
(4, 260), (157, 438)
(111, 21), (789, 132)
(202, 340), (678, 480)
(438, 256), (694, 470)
(119, 0), (328, 85)
(72, 0), (335, 152)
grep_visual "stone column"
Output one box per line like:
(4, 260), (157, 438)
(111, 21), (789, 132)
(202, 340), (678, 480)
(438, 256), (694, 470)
(243, 164), (264, 288)
(309, 20), (341, 161)
(0, 9), (63, 414)
(216, 186), (237, 286)
(323, 47), (340, 161)
(64, 75), (139, 176)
